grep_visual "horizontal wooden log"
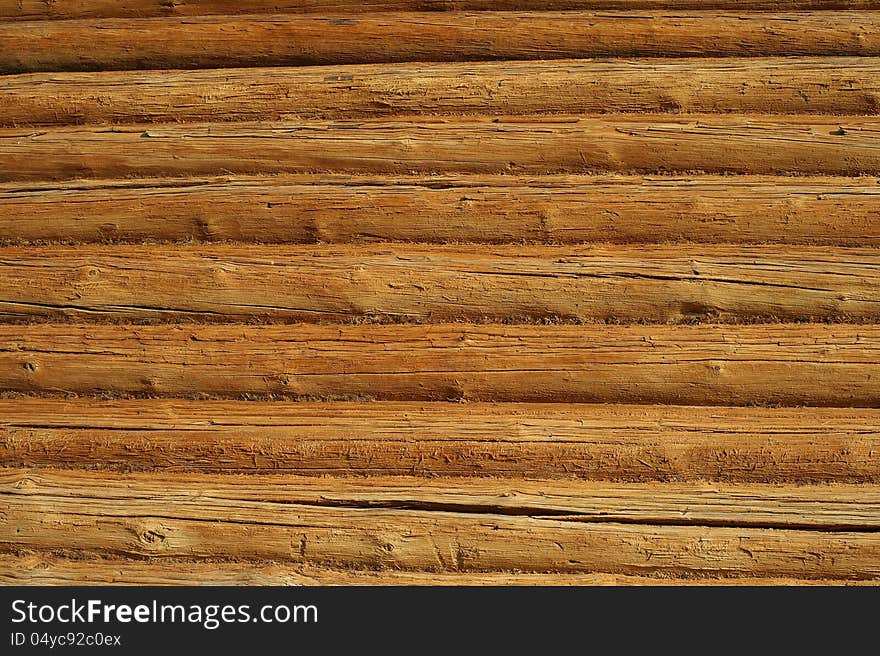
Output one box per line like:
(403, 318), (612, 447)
(4, 116), (879, 181)
(7, 58), (880, 126)
(5, 12), (880, 73)
(2, 323), (879, 406)
(4, 400), (880, 482)
(11, 469), (880, 529)
(5, 554), (876, 586)
(0, 244), (878, 323)
(2, 174), (879, 246)
(7, 1), (880, 22)
(4, 469), (880, 577)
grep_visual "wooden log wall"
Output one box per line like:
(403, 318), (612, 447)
(1, 0), (879, 587)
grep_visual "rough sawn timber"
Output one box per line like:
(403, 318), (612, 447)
(3, 400), (880, 482)
(5, 554), (877, 586)
(0, 244), (878, 323)
(4, 115), (880, 181)
(6, 58), (880, 126)
(3, 469), (880, 578)
(2, 323), (879, 406)
(1, 174), (878, 246)
(6, 12), (880, 73)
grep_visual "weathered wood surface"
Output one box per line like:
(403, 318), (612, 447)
(3, 0), (880, 590)
(2, 324), (879, 406)
(6, 554), (876, 587)
(5, 12), (880, 73)
(0, 244), (878, 323)
(2, 175), (879, 246)
(4, 469), (880, 578)
(7, 58), (880, 126)
(6, 1), (880, 21)
(4, 116), (879, 181)
(4, 400), (880, 482)
(10, 469), (880, 528)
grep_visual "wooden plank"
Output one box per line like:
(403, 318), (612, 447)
(5, 400), (880, 482)
(3, 174), (879, 246)
(10, 469), (880, 529)
(6, 1), (880, 22)
(2, 323), (879, 406)
(5, 554), (876, 587)
(0, 244), (878, 323)
(7, 58), (880, 126)
(3, 469), (880, 578)
(5, 12), (880, 73)
(4, 116), (880, 181)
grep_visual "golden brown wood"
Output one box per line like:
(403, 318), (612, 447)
(6, 1), (880, 21)
(3, 174), (879, 246)
(4, 115), (879, 181)
(6, 58), (880, 126)
(4, 469), (880, 578)
(11, 468), (880, 528)
(5, 400), (880, 482)
(0, 244), (878, 323)
(4, 0), (880, 592)
(5, 554), (876, 587)
(5, 12), (880, 73)
(2, 323), (879, 406)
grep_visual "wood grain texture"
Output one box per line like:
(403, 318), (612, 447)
(2, 323), (879, 406)
(11, 468), (880, 529)
(0, 244), (878, 323)
(3, 174), (879, 246)
(5, 400), (880, 482)
(7, 58), (880, 127)
(4, 115), (879, 181)
(4, 0), (880, 590)
(4, 469), (880, 578)
(5, 12), (880, 73)
(5, 554), (876, 586)
(6, 1), (880, 21)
